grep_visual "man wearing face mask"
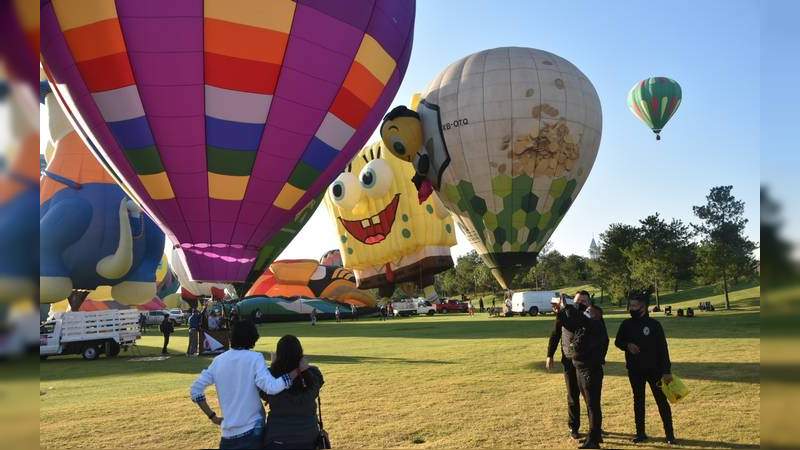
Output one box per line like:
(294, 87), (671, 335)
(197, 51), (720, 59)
(561, 290), (609, 449)
(615, 288), (677, 445)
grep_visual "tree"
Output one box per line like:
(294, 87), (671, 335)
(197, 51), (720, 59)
(760, 187), (795, 287)
(563, 254), (591, 284)
(625, 214), (692, 308)
(692, 186), (758, 309)
(595, 224), (640, 305)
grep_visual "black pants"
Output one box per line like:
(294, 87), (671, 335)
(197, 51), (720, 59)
(563, 359), (581, 432)
(628, 370), (674, 438)
(576, 364), (603, 442)
(161, 333), (170, 354)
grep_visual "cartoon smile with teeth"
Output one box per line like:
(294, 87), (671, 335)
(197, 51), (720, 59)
(324, 140), (456, 294)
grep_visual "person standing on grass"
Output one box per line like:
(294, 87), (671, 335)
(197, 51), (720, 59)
(615, 288), (677, 446)
(159, 314), (174, 355)
(190, 320), (309, 450)
(187, 308), (201, 357)
(351, 303), (358, 321)
(262, 334), (325, 449)
(479, 297), (485, 313)
(335, 306), (341, 323)
(138, 313), (147, 333)
(562, 290), (608, 449)
(310, 308), (317, 326)
(546, 294), (581, 440)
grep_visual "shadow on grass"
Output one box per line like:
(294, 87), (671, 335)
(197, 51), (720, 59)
(598, 431), (759, 449)
(524, 360), (760, 384)
(39, 346), (452, 382)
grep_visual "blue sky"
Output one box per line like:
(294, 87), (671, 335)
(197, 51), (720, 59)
(282, 0), (761, 260)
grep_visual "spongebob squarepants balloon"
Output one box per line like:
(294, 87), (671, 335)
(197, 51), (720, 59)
(380, 47), (602, 290)
(324, 140), (456, 300)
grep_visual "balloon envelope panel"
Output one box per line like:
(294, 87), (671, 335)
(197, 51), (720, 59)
(419, 47), (602, 288)
(40, 0), (416, 283)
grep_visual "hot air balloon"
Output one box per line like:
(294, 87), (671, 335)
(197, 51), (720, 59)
(627, 77), (681, 140)
(324, 140), (456, 301)
(40, 0), (416, 284)
(380, 47), (602, 289)
(40, 81), (166, 308)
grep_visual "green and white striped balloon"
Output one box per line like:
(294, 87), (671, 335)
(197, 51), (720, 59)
(627, 77), (682, 140)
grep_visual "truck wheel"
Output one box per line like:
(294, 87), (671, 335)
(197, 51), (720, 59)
(427, 310), (435, 316)
(529, 306), (539, 317)
(82, 346), (99, 360)
(107, 341), (121, 357)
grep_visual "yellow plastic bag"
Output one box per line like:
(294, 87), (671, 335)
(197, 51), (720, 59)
(659, 375), (689, 404)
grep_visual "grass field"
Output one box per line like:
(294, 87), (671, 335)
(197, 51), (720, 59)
(40, 284), (760, 449)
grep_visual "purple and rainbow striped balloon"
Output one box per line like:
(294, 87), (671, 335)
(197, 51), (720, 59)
(41, 0), (415, 283)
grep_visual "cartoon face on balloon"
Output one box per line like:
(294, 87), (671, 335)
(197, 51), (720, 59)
(324, 140), (455, 290)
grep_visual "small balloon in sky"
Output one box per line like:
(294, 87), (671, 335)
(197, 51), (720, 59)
(627, 77), (682, 140)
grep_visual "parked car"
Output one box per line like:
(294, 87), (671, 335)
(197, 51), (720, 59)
(435, 299), (468, 314)
(511, 290), (561, 316)
(145, 310), (179, 326)
(167, 309), (186, 325)
(415, 299), (436, 316)
(40, 310), (140, 360)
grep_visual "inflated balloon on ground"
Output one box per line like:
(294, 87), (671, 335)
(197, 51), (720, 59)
(380, 47), (602, 289)
(40, 0), (416, 283)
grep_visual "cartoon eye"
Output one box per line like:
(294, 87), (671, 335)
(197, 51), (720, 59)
(359, 159), (393, 198)
(329, 172), (359, 209)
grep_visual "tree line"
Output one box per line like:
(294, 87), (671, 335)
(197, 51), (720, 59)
(434, 185), (758, 309)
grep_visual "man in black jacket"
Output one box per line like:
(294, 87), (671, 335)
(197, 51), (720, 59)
(615, 289), (677, 445)
(159, 315), (174, 355)
(546, 295), (581, 440)
(561, 291), (609, 449)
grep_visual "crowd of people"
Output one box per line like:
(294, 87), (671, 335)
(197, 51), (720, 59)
(185, 288), (675, 449)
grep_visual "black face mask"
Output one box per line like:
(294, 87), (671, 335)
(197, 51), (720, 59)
(577, 303), (588, 312)
(630, 309), (643, 318)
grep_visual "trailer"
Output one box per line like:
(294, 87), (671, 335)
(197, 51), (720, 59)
(40, 310), (141, 360)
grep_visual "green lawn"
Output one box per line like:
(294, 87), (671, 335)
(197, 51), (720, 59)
(40, 285), (760, 449)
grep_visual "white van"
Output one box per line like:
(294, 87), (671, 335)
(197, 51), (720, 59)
(511, 291), (560, 316)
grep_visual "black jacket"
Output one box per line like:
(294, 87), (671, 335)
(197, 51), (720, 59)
(615, 314), (672, 374)
(264, 366), (324, 447)
(558, 305), (609, 368)
(159, 320), (174, 335)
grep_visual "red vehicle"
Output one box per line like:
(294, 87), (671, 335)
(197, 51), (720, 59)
(435, 299), (469, 313)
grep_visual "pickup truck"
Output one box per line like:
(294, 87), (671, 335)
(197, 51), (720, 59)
(40, 310), (141, 360)
(435, 299), (468, 313)
(415, 299), (436, 316)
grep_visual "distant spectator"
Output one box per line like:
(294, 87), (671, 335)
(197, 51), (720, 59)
(187, 309), (201, 357)
(138, 313), (147, 333)
(335, 306), (341, 323)
(479, 298), (485, 313)
(208, 312), (220, 331)
(160, 315), (174, 355)
(310, 308), (317, 326)
(351, 304), (358, 321)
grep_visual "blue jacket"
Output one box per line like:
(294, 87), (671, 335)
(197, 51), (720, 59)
(188, 312), (201, 329)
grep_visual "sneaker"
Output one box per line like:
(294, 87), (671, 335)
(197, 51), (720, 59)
(579, 439), (600, 449)
(632, 434), (648, 444)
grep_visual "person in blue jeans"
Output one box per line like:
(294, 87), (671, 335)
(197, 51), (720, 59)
(190, 320), (309, 450)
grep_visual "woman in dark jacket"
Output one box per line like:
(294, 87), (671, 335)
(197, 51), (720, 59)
(264, 335), (324, 449)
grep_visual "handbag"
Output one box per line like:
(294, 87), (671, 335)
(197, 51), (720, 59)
(316, 396), (331, 449)
(658, 374), (690, 404)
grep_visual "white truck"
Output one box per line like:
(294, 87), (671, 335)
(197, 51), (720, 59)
(511, 290), (561, 316)
(40, 310), (141, 360)
(390, 299), (418, 317)
(415, 298), (436, 316)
